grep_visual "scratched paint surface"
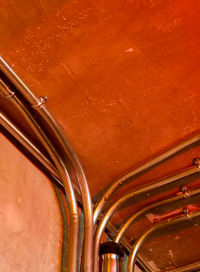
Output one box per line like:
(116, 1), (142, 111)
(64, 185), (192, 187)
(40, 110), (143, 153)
(1, 0), (200, 270)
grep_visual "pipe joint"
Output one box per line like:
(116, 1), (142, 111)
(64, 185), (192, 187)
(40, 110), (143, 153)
(100, 241), (124, 257)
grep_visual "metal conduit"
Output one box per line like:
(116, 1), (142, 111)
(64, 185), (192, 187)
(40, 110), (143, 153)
(53, 186), (69, 272)
(114, 186), (200, 243)
(1, 112), (151, 272)
(0, 113), (59, 181)
(0, 93), (79, 271)
(0, 56), (93, 272)
(2, 58), (200, 272)
(94, 134), (200, 224)
(0, 112), (153, 272)
(0, 114), (69, 271)
(93, 165), (200, 272)
(0, 112), (82, 202)
(101, 254), (120, 272)
(127, 210), (200, 272)
(168, 261), (200, 272)
(100, 242), (124, 272)
(106, 222), (153, 272)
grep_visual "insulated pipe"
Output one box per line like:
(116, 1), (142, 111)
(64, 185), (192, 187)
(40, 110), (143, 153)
(0, 56), (93, 272)
(0, 94), (78, 271)
(127, 210), (200, 272)
(94, 134), (200, 224)
(168, 261), (200, 272)
(114, 186), (200, 243)
(93, 165), (200, 272)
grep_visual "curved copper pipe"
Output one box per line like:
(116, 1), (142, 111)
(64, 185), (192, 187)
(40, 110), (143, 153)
(93, 166), (200, 272)
(127, 210), (200, 272)
(0, 56), (93, 272)
(0, 112), (72, 271)
(105, 222), (153, 272)
(0, 112), (82, 201)
(168, 261), (200, 272)
(0, 113), (58, 179)
(0, 96), (79, 271)
(1, 111), (70, 272)
(94, 134), (200, 224)
(114, 187), (200, 243)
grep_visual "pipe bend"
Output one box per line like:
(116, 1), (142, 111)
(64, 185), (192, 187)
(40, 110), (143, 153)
(127, 210), (200, 272)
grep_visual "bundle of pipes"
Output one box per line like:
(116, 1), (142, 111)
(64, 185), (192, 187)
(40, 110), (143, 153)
(1, 57), (200, 272)
(0, 56), (93, 272)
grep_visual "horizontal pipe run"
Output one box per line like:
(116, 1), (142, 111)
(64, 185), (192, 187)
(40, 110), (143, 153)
(93, 165), (200, 272)
(127, 210), (200, 272)
(0, 56), (93, 272)
(114, 186), (200, 243)
(94, 134), (200, 224)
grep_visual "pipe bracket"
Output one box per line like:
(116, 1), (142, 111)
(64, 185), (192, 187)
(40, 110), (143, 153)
(179, 184), (189, 198)
(32, 96), (48, 108)
(193, 157), (200, 169)
(183, 207), (191, 220)
(0, 79), (15, 99)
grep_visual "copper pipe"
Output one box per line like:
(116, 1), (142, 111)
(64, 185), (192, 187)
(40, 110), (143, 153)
(114, 186), (200, 243)
(53, 186), (69, 272)
(1, 114), (69, 272)
(93, 166), (200, 272)
(101, 254), (120, 272)
(0, 112), (83, 201)
(0, 114), (70, 271)
(106, 222), (152, 272)
(99, 242), (124, 272)
(168, 261), (200, 272)
(0, 113), (58, 178)
(94, 134), (200, 224)
(0, 56), (93, 272)
(0, 95), (78, 271)
(127, 210), (200, 272)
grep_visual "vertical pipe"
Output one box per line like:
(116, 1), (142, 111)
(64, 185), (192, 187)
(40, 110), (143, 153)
(53, 186), (68, 272)
(101, 254), (120, 272)
(1, 116), (69, 272)
(100, 242), (124, 272)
